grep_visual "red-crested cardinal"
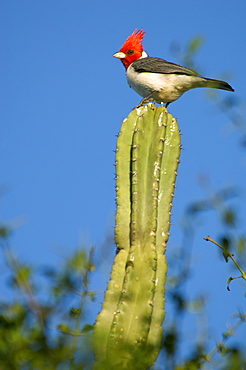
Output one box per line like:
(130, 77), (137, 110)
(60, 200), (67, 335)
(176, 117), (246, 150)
(113, 29), (234, 107)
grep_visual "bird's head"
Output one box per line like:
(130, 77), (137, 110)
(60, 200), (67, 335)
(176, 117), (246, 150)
(113, 29), (148, 69)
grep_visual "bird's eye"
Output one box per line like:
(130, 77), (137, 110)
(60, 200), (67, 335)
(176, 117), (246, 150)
(127, 50), (134, 55)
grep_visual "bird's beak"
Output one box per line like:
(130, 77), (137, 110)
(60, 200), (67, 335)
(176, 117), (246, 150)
(112, 51), (126, 59)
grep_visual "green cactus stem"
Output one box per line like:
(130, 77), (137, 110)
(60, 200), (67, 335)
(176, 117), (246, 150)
(93, 104), (180, 370)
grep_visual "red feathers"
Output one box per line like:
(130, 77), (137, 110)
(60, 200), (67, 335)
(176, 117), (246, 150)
(120, 29), (145, 54)
(114, 29), (146, 69)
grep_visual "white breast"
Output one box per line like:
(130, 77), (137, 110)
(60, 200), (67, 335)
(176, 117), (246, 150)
(126, 64), (201, 104)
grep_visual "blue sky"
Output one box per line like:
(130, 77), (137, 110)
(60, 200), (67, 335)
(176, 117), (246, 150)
(0, 0), (245, 365)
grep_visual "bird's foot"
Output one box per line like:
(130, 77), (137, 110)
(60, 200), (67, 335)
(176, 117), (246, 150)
(133, 98), (154, 110)
(132, 91), (157, 110)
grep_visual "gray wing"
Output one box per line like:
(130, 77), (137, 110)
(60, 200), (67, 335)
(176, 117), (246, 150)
(132, 57), (199, 76)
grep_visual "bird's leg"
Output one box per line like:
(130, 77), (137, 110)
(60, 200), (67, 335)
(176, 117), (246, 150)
(134, 91), (157, 109)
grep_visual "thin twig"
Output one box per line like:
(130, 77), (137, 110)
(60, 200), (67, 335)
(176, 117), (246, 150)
(203, 235), (246, 289)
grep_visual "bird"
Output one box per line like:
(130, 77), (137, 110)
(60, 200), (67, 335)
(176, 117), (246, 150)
(113, 29), (234, 107)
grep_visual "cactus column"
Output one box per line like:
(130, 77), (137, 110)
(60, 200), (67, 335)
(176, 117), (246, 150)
(93, 104), (180, 370)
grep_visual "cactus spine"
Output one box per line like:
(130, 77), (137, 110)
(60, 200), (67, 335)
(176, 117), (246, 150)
(93, 104), (180, 369)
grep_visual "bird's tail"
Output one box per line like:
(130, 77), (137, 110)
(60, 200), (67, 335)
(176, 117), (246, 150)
(199, 77), (234, 92)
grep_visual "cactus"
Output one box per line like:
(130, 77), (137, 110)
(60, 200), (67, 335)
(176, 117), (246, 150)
(93, 104), (180, 370)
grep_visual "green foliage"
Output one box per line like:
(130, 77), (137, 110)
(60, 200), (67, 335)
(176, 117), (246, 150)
(162, 178), (246, 369)
(0, 225), (94, 369)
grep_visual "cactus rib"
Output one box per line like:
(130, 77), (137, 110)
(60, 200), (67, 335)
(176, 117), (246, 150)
(93, 104), (180, 370)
